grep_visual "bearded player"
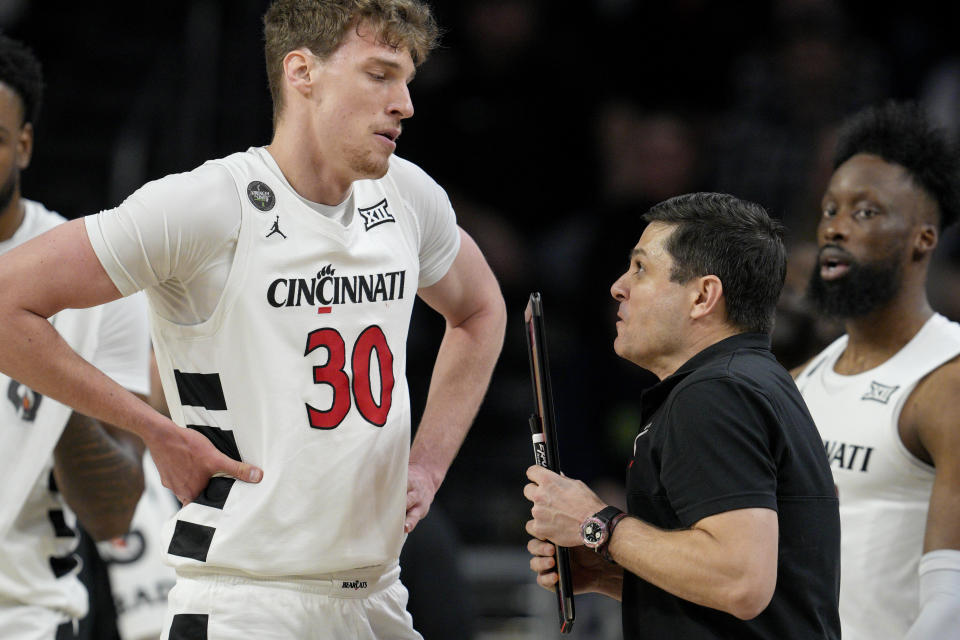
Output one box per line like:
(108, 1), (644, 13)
(794, 101), (960, 639)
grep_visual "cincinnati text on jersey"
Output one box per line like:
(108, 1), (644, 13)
(266, 265), (407, 309)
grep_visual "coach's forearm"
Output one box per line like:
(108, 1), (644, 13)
(607, 509), (778, 620)
(409, 298), (506, 489)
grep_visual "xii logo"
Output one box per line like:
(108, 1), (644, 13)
(358, 199), (395, 231)
(861, 381), (899, 404)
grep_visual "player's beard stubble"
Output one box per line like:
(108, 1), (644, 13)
(0, 165), (18, 213)
(806, 248), (903, 319)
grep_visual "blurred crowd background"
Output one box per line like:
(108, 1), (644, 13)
(6, 0), (960, 636)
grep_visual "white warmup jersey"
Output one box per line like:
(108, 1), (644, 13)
(98, 452), (179, 640)
(85, 147), (459, 579)
(0, 200), (150, 620)
(795, 313), (960, 640)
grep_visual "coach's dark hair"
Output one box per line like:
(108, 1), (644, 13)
(0, 34), (43, 127)
(643, 192), (786, 334)
(833, 100), (960, 230)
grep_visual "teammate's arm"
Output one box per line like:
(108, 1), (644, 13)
(406, 227), (506, 532)
(53, 413), (146, 541)
(0, 219), (262, 503)
(901, 357), (960, 637)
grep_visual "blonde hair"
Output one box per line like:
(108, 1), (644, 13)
(264, 0), (439, 126)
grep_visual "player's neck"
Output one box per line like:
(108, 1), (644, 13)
(0, 195), (24, 242)
(267, 125), (353, 206)
(836, 292), (933, 374)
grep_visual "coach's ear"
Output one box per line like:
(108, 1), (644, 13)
(689, 274), (724, 321)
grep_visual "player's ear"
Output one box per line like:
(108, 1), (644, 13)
(689, 274), (723, 320)
(16, 122), (32, 170)
(912, 222), (937, 260)
(283, 48), (315, 99)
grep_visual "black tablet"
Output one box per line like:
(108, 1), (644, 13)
(524, 292), (575, 634)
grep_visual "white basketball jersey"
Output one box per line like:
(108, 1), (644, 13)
(0, 200), (150, 618)
(98, 453), (178, 640)
(147, 150), (437, 577)
(795, 313), (960, 640)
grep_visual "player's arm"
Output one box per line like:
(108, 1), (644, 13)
(406, 227), (507, 532)
(902, 357), (960, 638)
(53, 412), (146, 541)
(0, 220), (261, 502)
(524, 465), (778, 618)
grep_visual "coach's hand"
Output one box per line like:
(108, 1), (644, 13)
(524, 465), (606, 548)
(405, 462), (437, 533)
(528, 538), (614, 595)
(145, 422), (262, 504)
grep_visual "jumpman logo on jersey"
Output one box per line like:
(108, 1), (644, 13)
(266, 215), (287, 239)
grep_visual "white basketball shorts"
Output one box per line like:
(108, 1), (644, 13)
(161, 562), (422, 639)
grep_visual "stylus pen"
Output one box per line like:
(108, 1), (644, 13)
(529, 414), (547, 468)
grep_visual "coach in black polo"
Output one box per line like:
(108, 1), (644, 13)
(524, 193), (840, 639)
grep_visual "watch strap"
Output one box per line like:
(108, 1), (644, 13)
(600, 511), (628, 563)
(587, 506), (624, 556)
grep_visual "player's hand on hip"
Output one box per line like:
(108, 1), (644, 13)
(404, 462), (438, 533)
(146, 423), (263, 504)
(524, 465), (605, 548)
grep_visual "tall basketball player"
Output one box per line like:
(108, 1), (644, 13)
(0, 2), (506, 638)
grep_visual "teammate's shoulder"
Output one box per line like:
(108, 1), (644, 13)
(22, 198), (67, 227)
(903, 349), (960, 428)
(931, 312), (960, 341)
(923, 352), (960, 386)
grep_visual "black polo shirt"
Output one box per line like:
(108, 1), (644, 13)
(622, 333), (840, 639)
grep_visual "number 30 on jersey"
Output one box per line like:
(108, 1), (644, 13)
(304, 325), (394, 429)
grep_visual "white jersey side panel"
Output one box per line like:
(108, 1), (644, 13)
(106, 148), (456, 577)
(0, 200), (151, 618)
(98, 452), (179, 640)
(795, 313), (960, 640)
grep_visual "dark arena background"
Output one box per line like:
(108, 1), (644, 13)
(8, 1), (960, 638)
